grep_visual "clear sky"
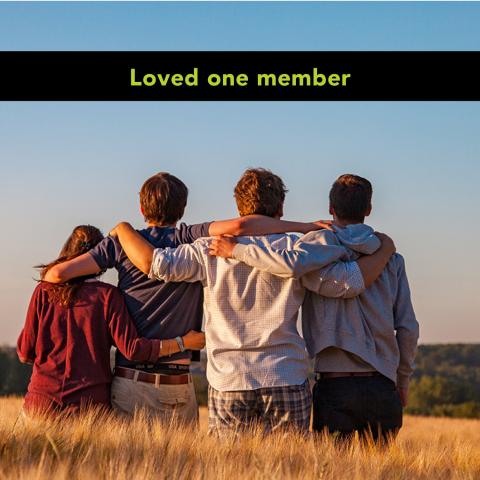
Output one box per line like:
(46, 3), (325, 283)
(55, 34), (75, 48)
(1, 2), (479, 345)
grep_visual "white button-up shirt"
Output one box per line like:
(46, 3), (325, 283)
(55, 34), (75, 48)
(149, 234), (364, 392)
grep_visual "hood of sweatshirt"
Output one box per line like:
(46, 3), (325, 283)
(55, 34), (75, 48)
(332, 224), (380, 255)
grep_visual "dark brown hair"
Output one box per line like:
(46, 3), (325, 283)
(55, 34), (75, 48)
(329, 174), (373, 222)
(38, 225), (104, 306)
(139, 172), (188, 225)
(234, 168), (287, 217)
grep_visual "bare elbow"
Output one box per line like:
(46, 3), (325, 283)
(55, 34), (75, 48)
(141, 262), (151, 275)
(139, 257), (152, 275)
(44, 265), (68, 283)
(231, 217), (248, 236)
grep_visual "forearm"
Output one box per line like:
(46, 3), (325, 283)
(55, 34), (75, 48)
(301, 261), (365, 298)
(115, 223), (154, 274)
(356, 247), (393, 288)
(396, 330), (419, 388)
(160, 339), (181, 357)
(148, 241), (206, 283)
(208, 215), (321, 237)
(395, 298), (419, 388)
(124, 336), (199, 362)
(394, 258), (419, 387)
(233, 241), (348, 279)
(231, 215), (321, 236)
(43, 253), (101, 283)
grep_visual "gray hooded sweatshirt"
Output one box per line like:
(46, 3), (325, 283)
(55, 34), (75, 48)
(232, 224), (419, 388)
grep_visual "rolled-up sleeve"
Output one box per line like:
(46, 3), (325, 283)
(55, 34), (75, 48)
(300, 261), (365, 298)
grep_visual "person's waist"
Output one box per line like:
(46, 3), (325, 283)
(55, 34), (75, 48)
(121, 362), (191, 374)
(116, 350), (194, 366)
(114, 366), (192, 385)
(315, 371), (381, 380)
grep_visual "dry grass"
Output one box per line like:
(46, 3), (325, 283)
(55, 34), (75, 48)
(0, 397), (479, 480)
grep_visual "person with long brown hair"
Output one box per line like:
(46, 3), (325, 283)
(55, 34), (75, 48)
(17, 225), (205, 416)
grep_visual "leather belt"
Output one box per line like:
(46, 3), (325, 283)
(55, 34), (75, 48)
(316, 371), (380, 380)
(130, 363), (190, 374)
(114, 367), (190, 385)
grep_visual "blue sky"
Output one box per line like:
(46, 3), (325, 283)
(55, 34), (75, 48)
(1, 2), (479, 344)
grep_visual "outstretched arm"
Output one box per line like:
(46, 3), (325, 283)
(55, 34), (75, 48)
(209, 232), (396, 294)
(209, 230), (350, 279)
(208, 215), (331, 237)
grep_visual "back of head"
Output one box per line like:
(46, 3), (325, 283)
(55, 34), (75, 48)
(329, 174), (373, 223)
(39, 225), (104, 305)
(234, 168), (287, 217)
(140, 172), (188, 225)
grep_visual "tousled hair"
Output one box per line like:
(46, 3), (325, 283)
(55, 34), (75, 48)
(38, 225), (104, 306)
(234, 168), (287, 217)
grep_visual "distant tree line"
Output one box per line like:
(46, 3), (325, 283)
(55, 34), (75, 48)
(0, 346), (31, 395)
(1, 344), (479, 419)
(406, 344), (480, 418)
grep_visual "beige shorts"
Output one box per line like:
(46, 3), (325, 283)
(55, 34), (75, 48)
(111, 373), (198, 426)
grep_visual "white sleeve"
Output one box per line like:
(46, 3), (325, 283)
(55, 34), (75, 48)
(232, 232), (349, 279)
(149, 243), (207, 284)
(300, 261), (365, 298)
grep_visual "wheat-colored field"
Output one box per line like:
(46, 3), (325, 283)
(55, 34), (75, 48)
(0, 396), (479, 480)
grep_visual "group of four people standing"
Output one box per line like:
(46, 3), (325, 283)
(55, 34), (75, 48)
(18, 169), (418, 441)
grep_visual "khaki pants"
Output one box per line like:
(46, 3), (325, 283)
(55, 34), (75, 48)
(111, 374), (198, 426)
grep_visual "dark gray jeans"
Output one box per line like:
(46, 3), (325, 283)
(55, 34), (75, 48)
(312, 374), (403, 442)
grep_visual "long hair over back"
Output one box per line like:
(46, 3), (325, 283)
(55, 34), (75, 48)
(38, 225), (104, 306)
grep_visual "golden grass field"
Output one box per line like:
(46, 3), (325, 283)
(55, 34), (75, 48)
(0, 396), (479, 480)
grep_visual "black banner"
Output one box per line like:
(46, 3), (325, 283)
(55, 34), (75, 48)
(1, 51), (479, 101)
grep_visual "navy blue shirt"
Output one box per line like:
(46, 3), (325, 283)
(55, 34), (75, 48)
(89, 222), (211, 367)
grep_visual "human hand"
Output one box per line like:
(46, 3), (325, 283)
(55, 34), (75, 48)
(313, 220), (334, 231)
(375, 232), (396, 256)
(208, 236), (238, 259)
(398, 386), (409, 407)
(182, 330), (206, 350)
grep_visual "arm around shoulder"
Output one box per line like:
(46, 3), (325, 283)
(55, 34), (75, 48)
(208, 214), (329, 237)
(230, 233), (349, 279)
(43, 253), (101, 283)
(111, 222), (154, 274)
(150, 242), (207, 283)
